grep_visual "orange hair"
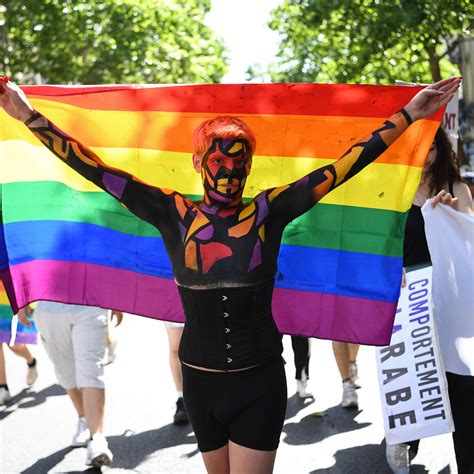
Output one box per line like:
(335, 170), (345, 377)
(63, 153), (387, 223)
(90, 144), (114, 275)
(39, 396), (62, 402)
(193, 116), (257, 158)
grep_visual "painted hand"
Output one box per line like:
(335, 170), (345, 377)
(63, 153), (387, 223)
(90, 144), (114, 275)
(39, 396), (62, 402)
(404, 77), (461, 122)
(0, 78), (37, 122)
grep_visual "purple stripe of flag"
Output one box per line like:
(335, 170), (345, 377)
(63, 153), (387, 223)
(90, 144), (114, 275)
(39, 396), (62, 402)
(8, 260), (395, 344)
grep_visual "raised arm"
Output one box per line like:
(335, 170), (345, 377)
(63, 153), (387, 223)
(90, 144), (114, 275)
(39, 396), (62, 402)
(267, 77), (461, 224)
(0, 79), (175, 229)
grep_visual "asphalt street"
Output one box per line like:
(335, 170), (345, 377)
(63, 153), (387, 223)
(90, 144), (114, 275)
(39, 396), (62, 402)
(1, 315), (457, 473)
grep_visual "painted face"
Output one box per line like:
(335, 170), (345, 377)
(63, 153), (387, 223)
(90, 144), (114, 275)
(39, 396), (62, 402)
(201, 138), (252, 205)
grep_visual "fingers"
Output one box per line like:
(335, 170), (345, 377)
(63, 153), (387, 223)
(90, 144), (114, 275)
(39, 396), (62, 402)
(423, 90), (444, 96)
(438, 93), (455, 109)
(423, 78), (460, 98)
(431, 190), (458, 209)
(413, 78), (461, 120)
(435, 80), (461, 99)
(428, 76), (460, 90)
(444, 81), (461, 96)
(431, 189), (446, 207)
(437, 194), (459, 210)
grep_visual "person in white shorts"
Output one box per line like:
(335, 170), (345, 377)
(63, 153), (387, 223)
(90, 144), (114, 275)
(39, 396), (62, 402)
(164, 321), (188, 424)
(19, 302), (122, 468)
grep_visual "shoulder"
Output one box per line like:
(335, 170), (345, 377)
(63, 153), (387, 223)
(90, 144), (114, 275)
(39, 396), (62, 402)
(452, 180), (471, 197)
(453, 181), (473, 214)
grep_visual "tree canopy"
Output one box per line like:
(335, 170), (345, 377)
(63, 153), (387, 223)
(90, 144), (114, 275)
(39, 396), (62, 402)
(253, 0), (472, 84)
(0, 0), (227, 84)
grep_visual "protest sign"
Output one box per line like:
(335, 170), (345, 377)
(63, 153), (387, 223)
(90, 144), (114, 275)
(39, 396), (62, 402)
(376, 266), (454, 445)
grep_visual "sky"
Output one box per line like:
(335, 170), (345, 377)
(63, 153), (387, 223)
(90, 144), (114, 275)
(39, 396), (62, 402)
(205, 0), (281, 83)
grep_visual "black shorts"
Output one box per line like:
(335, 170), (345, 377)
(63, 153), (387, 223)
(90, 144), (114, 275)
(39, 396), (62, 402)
(182, 358), (287, 452)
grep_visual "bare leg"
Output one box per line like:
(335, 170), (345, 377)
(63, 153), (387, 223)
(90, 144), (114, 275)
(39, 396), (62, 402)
(332, 341), (358, 408)
(348, 343), (361, 387)
(348, 343), (360, 363)
(332, 341), (350, 380)
(228, 440), (277, 474)
(82, 387), (105, 435)
(8, 344), (34, 365)
(106, 323), (118, 364)
(0, 344), (6, 385)
(67, 387), (85, 417)
(201, 444), (230, 474)
(165, 326), (184, 392)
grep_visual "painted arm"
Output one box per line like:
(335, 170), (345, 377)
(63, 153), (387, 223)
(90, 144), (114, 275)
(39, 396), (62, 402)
(0, 80), (174, 228)
(267, 110), (411, 221)
(26, 114), (174, 226)
(267, 78), (461, 224)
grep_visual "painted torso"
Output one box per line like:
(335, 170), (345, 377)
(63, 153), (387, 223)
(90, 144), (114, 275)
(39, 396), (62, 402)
(163, 191), (282, 288)
(28, 110), (411, 290)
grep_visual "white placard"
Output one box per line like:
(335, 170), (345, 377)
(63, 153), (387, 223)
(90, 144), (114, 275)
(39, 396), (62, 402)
(422, 200), (474, 376)
(442, 92), (459, 151)
(376, 266), (454, 445)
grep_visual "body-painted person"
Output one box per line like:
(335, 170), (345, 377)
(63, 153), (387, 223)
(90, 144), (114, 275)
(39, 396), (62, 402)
(0, 77), (460, 474)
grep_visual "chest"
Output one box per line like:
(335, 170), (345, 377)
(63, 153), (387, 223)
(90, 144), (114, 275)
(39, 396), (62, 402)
(173, 199), (269, 275)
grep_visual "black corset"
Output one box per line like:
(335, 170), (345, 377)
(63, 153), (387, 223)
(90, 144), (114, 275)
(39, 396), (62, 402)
(178, 280), (283, 370)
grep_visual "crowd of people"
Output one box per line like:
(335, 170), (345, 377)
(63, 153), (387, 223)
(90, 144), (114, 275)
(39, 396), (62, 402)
(1, 76), (472, 474)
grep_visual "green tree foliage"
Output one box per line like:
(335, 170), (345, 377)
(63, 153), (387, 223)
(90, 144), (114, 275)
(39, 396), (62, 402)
(0, 0), (227, 84)
(256, 0), (472, 84)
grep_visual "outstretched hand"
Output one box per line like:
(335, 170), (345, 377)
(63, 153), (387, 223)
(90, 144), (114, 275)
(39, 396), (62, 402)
(0, 76), (36, 122)
(404, 77), (461, 122)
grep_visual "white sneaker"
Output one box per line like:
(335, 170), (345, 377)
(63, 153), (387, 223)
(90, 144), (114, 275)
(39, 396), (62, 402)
(341, 379), (358, 408)
(26, 360), (38, 386)
(386, 442), (410, 473)
(86, 433), (113, 467)
(349, 361), (361, 389)
(296, 379), (314, 399)
(0, 387), (12, 406)
(72, 417), (90, 447)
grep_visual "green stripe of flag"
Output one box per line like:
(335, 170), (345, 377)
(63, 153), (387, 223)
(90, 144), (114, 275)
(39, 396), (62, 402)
(3, 181), (407, 256)
(0, 305), (13, 320)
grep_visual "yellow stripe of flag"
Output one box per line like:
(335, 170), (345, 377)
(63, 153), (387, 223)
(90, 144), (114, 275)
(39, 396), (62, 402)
(0, 141), (420, 212)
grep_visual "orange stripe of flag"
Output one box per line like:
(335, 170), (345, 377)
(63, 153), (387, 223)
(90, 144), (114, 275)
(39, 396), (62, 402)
(2, 107), (438, 167)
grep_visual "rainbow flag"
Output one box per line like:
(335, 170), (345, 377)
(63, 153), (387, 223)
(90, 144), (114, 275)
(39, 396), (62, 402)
(0, 281), (37, 344)
(0, 84), (441, 345)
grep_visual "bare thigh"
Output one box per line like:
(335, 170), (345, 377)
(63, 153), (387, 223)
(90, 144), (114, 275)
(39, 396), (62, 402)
(201, 443), (229, 474)
(165, 325), (184, 353)
(229, 440), (277, 474)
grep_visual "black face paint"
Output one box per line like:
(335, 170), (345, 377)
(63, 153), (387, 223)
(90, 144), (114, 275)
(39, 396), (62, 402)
(202, 138), (251, 204)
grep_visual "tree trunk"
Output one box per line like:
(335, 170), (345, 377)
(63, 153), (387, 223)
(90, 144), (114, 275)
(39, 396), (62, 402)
(426, 45), (442, 82)
(0, 18), (10, 73)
